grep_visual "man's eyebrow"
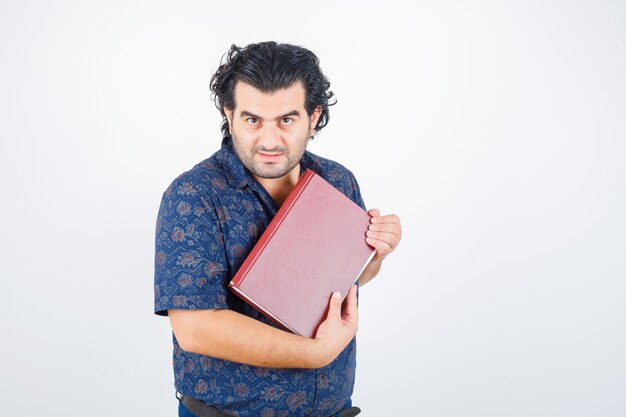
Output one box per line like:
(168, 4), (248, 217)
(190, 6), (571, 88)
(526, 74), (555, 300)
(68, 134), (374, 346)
(239, 110), (301, 119)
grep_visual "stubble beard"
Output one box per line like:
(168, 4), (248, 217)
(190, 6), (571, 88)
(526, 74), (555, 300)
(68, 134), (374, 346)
(231, 127), (312, 179)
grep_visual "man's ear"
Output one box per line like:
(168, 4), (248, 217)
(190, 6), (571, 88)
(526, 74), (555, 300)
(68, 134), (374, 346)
(224, 107), (233, 134)
(310, 105), (322, 131)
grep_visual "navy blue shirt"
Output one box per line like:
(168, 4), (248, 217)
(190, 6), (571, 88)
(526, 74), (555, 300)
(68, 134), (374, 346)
(154, 136), (367, 417)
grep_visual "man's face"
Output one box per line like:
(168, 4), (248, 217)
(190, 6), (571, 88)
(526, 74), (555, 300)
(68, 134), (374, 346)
(224, 81), (321, 179)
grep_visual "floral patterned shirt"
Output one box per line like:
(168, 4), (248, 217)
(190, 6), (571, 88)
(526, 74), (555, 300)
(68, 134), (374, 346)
(154, 136), (367, 417)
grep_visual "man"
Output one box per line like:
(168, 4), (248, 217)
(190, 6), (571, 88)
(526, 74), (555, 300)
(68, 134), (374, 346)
(154, 41), (402, 417)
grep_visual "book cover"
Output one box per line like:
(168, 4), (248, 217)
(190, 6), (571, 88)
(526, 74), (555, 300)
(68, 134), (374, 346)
(228, 169), (376, 338)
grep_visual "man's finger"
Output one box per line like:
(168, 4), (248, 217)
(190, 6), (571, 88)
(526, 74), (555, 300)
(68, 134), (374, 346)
(326, 291), (343, 320)
(370, 213), (400, 224)
(365, 236), (393, 252)
(368, 223), (400, 235)
(366, 230), (399, 243)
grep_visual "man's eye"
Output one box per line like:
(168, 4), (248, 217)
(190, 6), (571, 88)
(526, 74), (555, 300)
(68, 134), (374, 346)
(281, 117), (293, 125)
(246, 117), (258, 125)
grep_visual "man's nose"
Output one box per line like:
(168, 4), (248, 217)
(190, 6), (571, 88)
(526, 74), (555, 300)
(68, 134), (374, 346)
(259, 124), (282, 148)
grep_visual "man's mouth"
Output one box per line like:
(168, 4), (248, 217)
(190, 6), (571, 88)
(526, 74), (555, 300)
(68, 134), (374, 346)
(258, 151), (283, 161)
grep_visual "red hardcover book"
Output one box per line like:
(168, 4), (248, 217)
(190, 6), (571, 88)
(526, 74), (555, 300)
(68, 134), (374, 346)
(228, 169), (376, 338)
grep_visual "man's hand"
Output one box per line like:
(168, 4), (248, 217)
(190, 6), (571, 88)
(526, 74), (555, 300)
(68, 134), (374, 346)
(365, 208), (402, 264)
(313, 284), (359, 367)
(356, 208), (402, 286)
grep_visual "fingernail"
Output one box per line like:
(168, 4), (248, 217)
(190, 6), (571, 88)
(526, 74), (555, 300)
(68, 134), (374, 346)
(333, 292), (341, 299)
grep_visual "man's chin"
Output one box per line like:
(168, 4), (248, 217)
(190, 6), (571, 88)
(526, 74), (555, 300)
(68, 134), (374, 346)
(250, 164), (291, 179)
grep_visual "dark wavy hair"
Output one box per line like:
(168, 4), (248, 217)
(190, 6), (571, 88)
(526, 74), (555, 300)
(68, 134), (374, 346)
(209, 41), (336, 143)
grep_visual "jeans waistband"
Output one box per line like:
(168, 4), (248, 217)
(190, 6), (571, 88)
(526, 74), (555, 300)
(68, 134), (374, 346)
(176, 392), (361, 417)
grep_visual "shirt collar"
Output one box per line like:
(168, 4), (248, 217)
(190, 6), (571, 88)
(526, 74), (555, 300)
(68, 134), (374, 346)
(220, 136), (249, 189)
(220, 136), (317, 189)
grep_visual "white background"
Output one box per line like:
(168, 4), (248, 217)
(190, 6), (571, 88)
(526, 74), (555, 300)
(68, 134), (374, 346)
(1, 1), (625, 416)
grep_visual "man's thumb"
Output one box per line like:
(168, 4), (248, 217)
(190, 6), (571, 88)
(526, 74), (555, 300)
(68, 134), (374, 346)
(326, 291), (342, 318)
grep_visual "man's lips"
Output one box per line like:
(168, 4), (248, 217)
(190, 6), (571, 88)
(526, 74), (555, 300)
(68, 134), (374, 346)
(258, 151), (283, 161)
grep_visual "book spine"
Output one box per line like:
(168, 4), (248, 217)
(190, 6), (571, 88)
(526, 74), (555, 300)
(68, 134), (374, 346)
(229, 169), (316, 288)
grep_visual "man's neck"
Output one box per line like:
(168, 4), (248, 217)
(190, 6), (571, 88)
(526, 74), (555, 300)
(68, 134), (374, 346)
(253, 163), (301, 207)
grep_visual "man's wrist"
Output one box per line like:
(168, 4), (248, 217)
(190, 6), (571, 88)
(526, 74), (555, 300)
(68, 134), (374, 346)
(306, 338), (332, 368)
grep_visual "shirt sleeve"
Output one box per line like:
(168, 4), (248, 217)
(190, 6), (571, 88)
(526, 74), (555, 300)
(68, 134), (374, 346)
(154, 178), (229, 316)
(348, 171), (367, 211)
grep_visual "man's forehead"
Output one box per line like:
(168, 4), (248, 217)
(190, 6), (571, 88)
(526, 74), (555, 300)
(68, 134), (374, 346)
(233, 80), (306, 116)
